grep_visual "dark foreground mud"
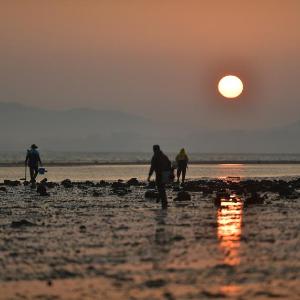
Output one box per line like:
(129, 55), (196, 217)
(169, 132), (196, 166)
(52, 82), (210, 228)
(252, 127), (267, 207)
(0, 178), (300, 299)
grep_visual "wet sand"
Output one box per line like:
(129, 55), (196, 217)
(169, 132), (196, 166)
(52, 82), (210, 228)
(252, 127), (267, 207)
(0, 179), (299, 299)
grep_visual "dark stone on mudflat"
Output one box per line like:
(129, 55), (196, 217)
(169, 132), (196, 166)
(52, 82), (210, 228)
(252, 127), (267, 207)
(127, 178), (140, 186)
(113, 188), (130, 196)
(213, 263), (235, 270)
(47, 280), (52, 286)
(37, 178), (50, 196)
(216, 190), (230, 199)
(61, 179), (73, 188)
(244, 192), (264, 205)
(4, 180), (21, 187)
(11, 219), (36, 228)
(201, 290), (226, 298)
(79, 225), (87, 232)
(172, 235), (185, 241)
(214, 197), (221, 207)
(182, 181), (203, 192)
(92, 190), (102, 197)
(111, 181), (128, 189)
(214, 190), (230, 207)
(164, 292), (175, 300)
(145, 190), (158, 199)
(278, 186), (295, 197)
(50, 269), (77, 279)
(46, 182), (57, 189)
(97, 180), (110, 187)
(0, 186), (7, 192)
(144, 279), (166, 288)
(37, 185), (50, 196)
(174, 191), (191, 201)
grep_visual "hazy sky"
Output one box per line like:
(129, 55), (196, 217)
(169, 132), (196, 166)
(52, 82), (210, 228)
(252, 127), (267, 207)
(0, 0), (300, 130)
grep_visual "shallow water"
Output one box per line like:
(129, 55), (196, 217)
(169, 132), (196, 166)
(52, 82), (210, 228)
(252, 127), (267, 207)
(2, 151), (300, 164)
(0, 182), (299, 299)
(1, 163), (300, 182)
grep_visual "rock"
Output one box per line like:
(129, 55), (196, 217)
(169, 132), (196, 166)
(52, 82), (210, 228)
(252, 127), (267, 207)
(278, 186), (295, 197)
(214, 197), (221, 207)
(97, 180), (110, 187)
(174, 191), (191, 201)
(216, 190), (230, 199)
(111, 181), (128, 189)
(79, 225), (87, 232)
(144, 279), (166, 288)
(145, 190), (158, 199)
(37, 187), (49, 196)
(37, 178), (50, 196)
(245, 192), (264, 205)
(127, 178), (140, 186)
(182, 181), (203, 192)
(61, 179), (73, 188)
(164, 292), (175, 300)
(0, 186), (7, 192)
(92, 190), (102, 197)
(172, 235), (185, 241)
(37, 185), (50, 196)
(4, 180), (21, 187)
(213, 190), (230, 207)
(111, 181), (130, 196)
(11, 219), (36, 228)
(84, 181), (95, 187)
(113, 188), (129, 196)
(47, 280), (52, 286)
(46, 181), (57, 189)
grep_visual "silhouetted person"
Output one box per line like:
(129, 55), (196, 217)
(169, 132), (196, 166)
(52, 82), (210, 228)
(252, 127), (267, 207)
(148, 145), (171, 209)
(25, 144), (42, 186)
(176, 148), (189, 183)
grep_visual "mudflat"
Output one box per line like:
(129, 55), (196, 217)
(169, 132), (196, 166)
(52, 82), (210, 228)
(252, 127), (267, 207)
(0, 178), (299, 299)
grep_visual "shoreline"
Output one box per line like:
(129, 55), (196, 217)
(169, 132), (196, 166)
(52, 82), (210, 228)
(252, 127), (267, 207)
(2, 160), (300, 167)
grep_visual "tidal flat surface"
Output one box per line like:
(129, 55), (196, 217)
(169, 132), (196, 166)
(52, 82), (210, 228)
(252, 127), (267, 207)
(0, 181), (299, 299)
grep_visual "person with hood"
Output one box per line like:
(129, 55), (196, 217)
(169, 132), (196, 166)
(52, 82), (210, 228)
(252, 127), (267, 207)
(147, 145), (171, 209)
(25, 144), (43, 185)
(175, 148), (189, 183)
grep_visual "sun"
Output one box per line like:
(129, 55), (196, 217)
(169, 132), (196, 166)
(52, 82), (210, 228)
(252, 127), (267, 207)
(218, 75), (243, 99)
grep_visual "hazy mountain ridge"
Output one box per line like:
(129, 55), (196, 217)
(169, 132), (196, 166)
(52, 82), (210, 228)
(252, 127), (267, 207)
(0, 102), (299, 153)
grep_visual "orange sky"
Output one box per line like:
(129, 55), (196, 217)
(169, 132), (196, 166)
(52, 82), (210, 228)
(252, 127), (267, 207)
(0, 0), (300, 129)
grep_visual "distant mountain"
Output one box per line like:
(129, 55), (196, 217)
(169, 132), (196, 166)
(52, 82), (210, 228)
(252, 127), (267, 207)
(0, 102), (300, 153)
(0, 102), (159, 151)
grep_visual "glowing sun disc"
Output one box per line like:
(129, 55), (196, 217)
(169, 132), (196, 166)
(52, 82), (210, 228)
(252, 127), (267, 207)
(218, 75), (243, 98)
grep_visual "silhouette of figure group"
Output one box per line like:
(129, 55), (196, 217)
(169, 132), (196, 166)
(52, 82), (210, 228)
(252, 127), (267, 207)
(148, 145), (189, 209)
(25, 144), (189, 208)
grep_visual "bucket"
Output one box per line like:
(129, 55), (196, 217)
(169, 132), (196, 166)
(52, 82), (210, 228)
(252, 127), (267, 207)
(38, 167), (47, 175)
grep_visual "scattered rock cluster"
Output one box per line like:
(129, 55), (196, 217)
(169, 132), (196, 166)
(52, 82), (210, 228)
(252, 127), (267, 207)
(1, 177), (299, 206)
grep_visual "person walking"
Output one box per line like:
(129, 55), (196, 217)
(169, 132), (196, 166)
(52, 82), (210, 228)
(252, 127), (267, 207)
(25, 144), (43, 186)
(147, 145), (172, 209)
(175, 148), (189, 183)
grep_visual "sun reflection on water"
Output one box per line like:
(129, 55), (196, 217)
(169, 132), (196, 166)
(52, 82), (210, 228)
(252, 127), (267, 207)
(220, 284), (242, 297)
(217, 196), (243, 266)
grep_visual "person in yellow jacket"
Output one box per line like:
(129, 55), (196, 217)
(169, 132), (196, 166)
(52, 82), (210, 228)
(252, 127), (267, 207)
(175, 148), (189, 183)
